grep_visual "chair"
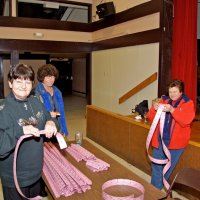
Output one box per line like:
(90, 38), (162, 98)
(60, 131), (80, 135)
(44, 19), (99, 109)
(159, 167), (200, 199)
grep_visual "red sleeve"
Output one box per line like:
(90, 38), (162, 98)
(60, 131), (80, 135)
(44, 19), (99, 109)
(147, 106), (156, 122)
(172, 100), (195, 127)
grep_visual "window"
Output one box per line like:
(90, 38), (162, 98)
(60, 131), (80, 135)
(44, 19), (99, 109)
(0, 0), (89, 23)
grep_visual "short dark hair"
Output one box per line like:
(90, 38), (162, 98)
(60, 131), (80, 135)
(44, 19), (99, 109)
(37, 64), (59, 82)
(168, 79), (184, 93)
(8, 63), (35, 83)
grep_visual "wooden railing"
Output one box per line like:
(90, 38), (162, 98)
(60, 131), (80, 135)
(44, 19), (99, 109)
(118, 72), (157, 104)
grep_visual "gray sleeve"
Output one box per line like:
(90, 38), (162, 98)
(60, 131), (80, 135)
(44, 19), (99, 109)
(0, 111), (23, 158)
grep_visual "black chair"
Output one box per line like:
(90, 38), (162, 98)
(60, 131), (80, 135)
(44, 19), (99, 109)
(159, 167), (200, 199)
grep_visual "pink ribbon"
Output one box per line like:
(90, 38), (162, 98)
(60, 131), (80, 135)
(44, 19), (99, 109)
(102, 179), (145, 200)
(13, 131), (67, 200)
(43, 142), (92, 197)
(146, 105), (171, 189)
(66, 143), (110, 172)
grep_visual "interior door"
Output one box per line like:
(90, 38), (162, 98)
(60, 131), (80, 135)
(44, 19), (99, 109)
(50, 60), (72, 95)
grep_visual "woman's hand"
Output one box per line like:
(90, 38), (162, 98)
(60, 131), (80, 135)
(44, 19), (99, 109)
(164, 104), (174, 113)
(50, 112), (57, 118)
(153, 103), (159, 111)
(50, 111), (60, 118)
(44, 121), (57, 138)
(23, 125), (40, 137)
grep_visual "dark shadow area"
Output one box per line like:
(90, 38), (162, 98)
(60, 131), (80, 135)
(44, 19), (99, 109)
(50, 60), (73, 96)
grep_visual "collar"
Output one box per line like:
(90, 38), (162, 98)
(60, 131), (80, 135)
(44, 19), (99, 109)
(171, 96), (182, 106)
(162, 94), (190, 103)
(10, 92), (28, 102)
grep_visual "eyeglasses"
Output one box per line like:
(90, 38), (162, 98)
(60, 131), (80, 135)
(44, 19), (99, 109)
(14, 79), (32, 86)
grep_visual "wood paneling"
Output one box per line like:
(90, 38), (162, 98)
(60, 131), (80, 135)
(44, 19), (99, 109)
(129, 124), (151, 174)
(97, 113), (131, 162)
(0, 16), (92, 32)
(0, 39), (92, 53)
(86, 105), (151, 174)
(92, 29), (162, 51)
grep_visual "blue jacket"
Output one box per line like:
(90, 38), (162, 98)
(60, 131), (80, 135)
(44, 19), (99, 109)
(35, 82), (68, 136)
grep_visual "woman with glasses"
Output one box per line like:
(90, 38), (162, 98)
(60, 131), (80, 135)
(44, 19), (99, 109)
(0, 63), (58, 200)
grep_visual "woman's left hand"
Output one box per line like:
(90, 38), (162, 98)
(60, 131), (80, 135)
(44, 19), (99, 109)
(164, 104), (174, 113)
(44, 120), (57, 138)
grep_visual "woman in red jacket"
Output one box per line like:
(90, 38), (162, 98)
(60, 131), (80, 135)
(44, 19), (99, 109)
(147, 80), (195, 189)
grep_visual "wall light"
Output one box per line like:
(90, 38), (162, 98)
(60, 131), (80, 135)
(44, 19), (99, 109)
(33, 32), (44, 38)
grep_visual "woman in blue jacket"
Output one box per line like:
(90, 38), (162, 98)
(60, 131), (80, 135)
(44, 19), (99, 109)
(35, 64), (68, 136)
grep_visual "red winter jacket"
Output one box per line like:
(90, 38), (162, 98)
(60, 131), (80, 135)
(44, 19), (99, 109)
(147, 95), (195, 149)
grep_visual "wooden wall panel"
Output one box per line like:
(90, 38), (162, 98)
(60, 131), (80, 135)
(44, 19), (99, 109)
(0, 39), (91, 53)
(86, 105), (151, 171)
(86, 108), (101, 141)
(99, 117), (130, 161)
(129, 124), (151, 174)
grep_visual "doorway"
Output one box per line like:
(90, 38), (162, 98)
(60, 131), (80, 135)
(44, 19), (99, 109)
(50, 59), (73, 95)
